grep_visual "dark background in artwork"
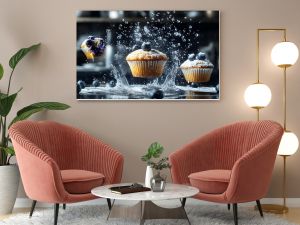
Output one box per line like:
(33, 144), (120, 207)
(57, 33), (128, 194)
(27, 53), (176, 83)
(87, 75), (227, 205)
(76, 11), (219, 95)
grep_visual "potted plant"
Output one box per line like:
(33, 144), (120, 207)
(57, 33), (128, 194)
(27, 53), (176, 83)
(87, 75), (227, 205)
(141, 142), (171, 191)
(0, 43), (70, 215)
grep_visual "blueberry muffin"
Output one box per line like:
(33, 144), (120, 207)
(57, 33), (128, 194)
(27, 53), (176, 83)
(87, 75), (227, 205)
(80, 36), (105, 62)
(180, 52), (214, 83)
(126, 42), (168, 78)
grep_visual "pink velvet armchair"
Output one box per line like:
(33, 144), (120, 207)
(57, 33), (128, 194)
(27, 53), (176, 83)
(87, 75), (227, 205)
(169, 120), (283, 225)
(9, 120), (124, 225)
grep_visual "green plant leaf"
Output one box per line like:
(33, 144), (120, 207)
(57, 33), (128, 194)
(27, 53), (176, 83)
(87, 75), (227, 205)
(0, 92), (18, 116)
(9, 102), (70, 127)
(148, 142), (164, 158)
(17, 102), (70, 116)
(0, 93), (8, 99)
(2, 146), (15, 156)
(9, 43), (41, 69)
(0, 64), (3, 80)
(141, 154), (151, 162)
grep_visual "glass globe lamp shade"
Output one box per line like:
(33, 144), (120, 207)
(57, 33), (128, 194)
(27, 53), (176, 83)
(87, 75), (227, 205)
(277, 131), (299, 156)
(244, 83), (272, 108)
(271, 42), (299, 67)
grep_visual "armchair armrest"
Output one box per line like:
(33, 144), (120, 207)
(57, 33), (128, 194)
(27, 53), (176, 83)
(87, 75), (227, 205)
(10, 139), (67, 203)
(225, 131), (283, 203)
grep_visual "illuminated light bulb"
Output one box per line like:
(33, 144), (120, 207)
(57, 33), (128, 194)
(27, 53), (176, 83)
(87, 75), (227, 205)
(278, 131), (299, 156)
(244, 83), (272, 109)
(271, 42), (299, 67)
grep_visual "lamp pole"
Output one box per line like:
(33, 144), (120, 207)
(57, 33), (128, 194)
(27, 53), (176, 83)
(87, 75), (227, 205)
(255, 29), (286, 121)
(283, 155), (287, 207)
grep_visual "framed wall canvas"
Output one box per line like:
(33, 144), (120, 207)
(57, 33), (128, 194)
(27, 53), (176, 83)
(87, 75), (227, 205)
(77, 10), (220, 100)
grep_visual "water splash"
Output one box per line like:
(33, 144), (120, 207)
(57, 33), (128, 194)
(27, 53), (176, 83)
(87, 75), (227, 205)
(161, 63), (179, 91)
(110, 65), (129, 87)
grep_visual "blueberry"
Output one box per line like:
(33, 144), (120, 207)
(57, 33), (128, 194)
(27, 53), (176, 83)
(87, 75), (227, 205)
(188, 53), (195, 61)
(109, 80), (116, 87)
(132, 44), (139, 51)
(151, 89), (164, 99)
(88, 36), (95, 40)
(141, 42), (151, 51)
(99, 42), (106, 50)
(91, 47), (101, 56)
(190, 82), (198, 88)
(77, 80), (86, 89)
(85, 39), (93, 47)
(92, 79), (100, 87)
(196, 52), (206, 60)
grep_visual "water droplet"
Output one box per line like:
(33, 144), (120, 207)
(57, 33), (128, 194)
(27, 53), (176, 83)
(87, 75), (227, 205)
(174, 32), (181, 37)
(144, 26), (150, 34)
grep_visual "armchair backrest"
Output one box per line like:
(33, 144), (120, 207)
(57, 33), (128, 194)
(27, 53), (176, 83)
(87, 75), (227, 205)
(210, 120), (282, 170)
(9, 120), (81, 170)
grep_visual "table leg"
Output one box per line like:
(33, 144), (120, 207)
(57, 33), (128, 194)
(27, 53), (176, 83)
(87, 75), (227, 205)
(182, 203), (191, 225)
(106, 199), (115, 221)
(142, 201), (191, 223)
(106, 199), (191, 224)
(140, 201), (145, 225)
(107, 200), (142, 221)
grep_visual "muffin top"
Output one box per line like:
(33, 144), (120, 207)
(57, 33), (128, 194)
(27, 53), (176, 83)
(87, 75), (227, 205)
(180, 52), (214, 69)
(126, 42), (168, 61)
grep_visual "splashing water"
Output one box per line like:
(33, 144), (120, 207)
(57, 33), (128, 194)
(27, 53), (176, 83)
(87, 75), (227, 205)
(110, 65), (129, 87)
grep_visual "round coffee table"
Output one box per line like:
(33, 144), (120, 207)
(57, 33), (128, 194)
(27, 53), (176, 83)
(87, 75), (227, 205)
(92, 183), (199, 225)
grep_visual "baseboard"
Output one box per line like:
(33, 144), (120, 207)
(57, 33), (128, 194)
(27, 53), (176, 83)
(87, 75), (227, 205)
(14, 197), (300, 208)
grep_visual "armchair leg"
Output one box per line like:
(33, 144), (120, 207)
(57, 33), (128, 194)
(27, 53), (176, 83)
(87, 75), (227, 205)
(29, 200), (37, 217)
(227, 204), (230, 210)
(54, 204), (59, 225)
(181, 198), (187, 207)
(233, 203), (238, 225)
(107, 198), (112, 210)
(256, 200), (263, 217)
(63, 204), (66, 210)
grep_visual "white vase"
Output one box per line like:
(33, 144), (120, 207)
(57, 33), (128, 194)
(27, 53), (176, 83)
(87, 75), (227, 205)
(0, 165), (20, 215)
(145, 165), (153, 188)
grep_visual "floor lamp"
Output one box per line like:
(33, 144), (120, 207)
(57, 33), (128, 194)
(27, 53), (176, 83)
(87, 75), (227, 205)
(271, 36), (299, 213)
(244, 28), (299, 214)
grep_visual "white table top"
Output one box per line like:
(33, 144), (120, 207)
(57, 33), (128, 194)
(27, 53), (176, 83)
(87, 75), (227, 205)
(91, 183), (199, 201)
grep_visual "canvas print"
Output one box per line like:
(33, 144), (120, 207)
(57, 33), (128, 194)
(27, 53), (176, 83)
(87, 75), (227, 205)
(77, 11), (220, 100)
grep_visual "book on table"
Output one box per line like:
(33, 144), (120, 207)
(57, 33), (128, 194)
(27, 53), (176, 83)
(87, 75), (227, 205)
(110, 184), (151, 194)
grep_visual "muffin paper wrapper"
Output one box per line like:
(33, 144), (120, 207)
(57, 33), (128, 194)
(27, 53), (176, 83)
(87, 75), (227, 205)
(181, 67), (213, 83)
(127, 60), (167, 78)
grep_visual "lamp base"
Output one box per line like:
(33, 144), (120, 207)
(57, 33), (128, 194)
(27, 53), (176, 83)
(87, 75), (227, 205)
(254, 204), (288, 214)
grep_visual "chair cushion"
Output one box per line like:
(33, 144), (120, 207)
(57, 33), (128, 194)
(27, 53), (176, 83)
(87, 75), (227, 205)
(61, 170), (105, 194)
(188, 170), (231, 194)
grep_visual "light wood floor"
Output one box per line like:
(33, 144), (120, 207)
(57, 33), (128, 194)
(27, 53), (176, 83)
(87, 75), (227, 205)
(1, 207), (300, 224)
